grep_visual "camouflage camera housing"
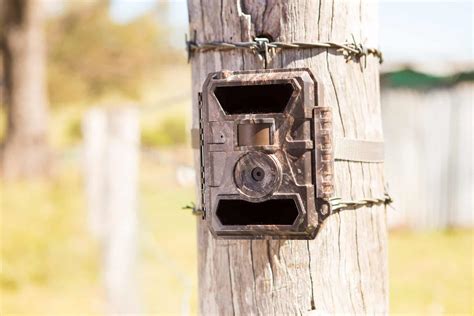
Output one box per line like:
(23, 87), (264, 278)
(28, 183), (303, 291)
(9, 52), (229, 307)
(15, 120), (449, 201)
(198, 68), (334, 239)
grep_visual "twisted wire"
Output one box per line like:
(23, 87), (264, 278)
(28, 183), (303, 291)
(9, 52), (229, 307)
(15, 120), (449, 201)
(184, 194), (392, 216)
(329, 193), (393, 212)
(186, 35), (383, 64)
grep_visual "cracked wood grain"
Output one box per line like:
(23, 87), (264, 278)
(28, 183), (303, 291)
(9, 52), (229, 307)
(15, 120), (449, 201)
(189, 0), (388, 314)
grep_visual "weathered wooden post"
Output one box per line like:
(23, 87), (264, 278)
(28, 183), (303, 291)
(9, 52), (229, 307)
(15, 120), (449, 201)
(83, 107), (140, 314)
(188, 0), (388, 314)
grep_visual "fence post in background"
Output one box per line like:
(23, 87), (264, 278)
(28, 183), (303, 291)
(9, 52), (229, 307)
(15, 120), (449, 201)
(83, 107), (141, 314)
(83, 109), (107, 239)
(383, 82), (474, 229)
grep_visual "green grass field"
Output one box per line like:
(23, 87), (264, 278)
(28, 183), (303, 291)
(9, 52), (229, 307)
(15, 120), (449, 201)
(1, 151), (473, 315)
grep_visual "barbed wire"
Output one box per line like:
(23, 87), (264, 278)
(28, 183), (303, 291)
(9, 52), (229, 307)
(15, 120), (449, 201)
(183, 193), (392, 217)
(329, 193), (393, 212)
(186, 34), (383, 66)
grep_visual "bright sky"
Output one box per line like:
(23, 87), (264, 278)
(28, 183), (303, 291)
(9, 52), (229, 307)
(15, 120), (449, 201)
(110, 0), (473, 63)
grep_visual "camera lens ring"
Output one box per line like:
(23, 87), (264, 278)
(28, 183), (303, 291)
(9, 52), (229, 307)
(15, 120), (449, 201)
(233, 152), (281, 199)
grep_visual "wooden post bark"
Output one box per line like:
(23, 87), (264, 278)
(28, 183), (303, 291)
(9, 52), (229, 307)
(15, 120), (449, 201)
(189, 0), (388, 314)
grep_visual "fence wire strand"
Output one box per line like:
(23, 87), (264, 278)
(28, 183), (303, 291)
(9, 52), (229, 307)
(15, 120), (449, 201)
(329, 193), (393, 212)
(186, 34), (383, 65)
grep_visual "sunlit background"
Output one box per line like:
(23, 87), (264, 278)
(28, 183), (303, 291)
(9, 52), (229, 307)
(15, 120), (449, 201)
(1, 0), (472, 314)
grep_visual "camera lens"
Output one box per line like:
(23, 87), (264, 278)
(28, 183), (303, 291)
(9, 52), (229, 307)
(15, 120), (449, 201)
(234, 152), (281, 199)
(251, 167), (265, 181)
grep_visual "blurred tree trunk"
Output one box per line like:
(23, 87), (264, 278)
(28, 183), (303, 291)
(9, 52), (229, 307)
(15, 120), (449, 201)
(1, 0), (50, 179)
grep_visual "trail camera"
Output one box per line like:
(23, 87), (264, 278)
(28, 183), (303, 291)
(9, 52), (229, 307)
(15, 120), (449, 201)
(198, 68), (334, 239)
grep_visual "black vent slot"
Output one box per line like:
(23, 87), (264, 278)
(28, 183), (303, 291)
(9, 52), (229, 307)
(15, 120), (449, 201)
(214, 83), (294, 114)
(216, 199), (298, 225)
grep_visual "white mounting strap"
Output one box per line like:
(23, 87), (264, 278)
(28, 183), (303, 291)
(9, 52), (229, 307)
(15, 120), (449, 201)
(334, 138), (384, 163)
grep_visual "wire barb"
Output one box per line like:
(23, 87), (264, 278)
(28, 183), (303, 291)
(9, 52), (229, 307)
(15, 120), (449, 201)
(185, 34), (384, 65)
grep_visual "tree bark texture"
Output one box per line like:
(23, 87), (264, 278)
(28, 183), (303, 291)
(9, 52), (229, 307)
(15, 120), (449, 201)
(2, 0), (50, 178)
(188, 0), (388, 314)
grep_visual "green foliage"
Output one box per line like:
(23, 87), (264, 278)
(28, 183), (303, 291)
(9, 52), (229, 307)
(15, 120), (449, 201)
(141, 114), (187, 147)
(46, 1), (179, 106)
(48, 107), (85, 148)
(66, 118), (83, 145)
